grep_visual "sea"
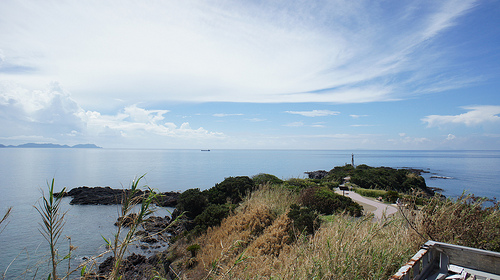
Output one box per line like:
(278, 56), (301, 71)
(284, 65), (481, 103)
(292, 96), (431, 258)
(0, 148), (499, 278)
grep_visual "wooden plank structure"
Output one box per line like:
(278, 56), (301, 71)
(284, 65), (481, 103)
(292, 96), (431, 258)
(389, 241), (500, 280)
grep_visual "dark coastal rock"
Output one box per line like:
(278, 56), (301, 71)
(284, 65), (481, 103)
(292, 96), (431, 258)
(402, 167), (430, 175)
(305, 170), (329, 179)
(56, 186), (179, 207)
(98, 252), (174, 280)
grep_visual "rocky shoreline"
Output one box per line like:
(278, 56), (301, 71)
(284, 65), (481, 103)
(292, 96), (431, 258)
(56, 186), (180, 207)
(58, 186), (185, 279)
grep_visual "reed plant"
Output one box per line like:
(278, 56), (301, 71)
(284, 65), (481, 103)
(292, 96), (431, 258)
(101, 174), (159, 280)
(34, 179), (67, 280)
(0, 206), (12, 235)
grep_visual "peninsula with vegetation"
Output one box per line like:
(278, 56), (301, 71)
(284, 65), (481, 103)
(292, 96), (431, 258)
(0, 143), (102, 148)
(4, 164), (498, 279)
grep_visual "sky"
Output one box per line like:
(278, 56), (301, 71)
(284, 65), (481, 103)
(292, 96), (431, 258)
(0, 0), (499, 150)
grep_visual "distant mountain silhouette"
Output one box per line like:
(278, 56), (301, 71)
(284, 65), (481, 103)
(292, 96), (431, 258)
(0, 143), (102, 148)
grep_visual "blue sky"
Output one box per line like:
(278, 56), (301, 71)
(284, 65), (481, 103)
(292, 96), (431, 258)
(0, 0), (499, 149)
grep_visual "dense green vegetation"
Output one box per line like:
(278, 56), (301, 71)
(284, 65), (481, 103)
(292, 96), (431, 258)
(326, 164), (430, 194)
(177, 173), (365, 236)
(300, 186), (363, 217)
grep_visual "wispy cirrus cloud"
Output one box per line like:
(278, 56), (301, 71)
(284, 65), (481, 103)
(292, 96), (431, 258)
(422, 105), (500, 127)
(285, 110), (340, 117)
(0, 0), (478, 106)
(284, 121), (305, 127)
(350, 114), (369, 118)
(213, 113), (244, 117)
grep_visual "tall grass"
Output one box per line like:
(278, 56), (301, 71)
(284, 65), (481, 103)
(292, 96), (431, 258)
(34, 179), (67, 280)
(101, 174), (159, 280)
(0, 207), (12, 235)
(404, 193), (500, 252)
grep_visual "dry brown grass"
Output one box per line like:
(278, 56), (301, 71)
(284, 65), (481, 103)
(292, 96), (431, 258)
(404, 194), (500, 252)
(169, 185), (423, 280)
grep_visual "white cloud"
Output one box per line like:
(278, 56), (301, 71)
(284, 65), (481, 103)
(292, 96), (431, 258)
(311, 124), (326, 128)
(422, 105), (500, 127)
(284, 122), (304, 127)
(0, 0), (478, 105)
(213, 113), (244, 117)
(350, 114), (369, 118)
(286, 110), (340, 117)
(446, 134), (456, 140)
(246, 118), (266, 122)
(123, 105), (169, 123)
(389, 133), (430, 146)
(0, 82), (224, 146)
(78, 107), (224, 140)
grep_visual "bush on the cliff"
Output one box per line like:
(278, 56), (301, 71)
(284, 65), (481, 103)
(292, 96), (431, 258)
(177, 188), (208, 220)
(385, 190), (400, 203)
(204, 176), (255, 205)
(288, 204), (320, 235)
(284, 178), (317, 190)
(193, 204), (233, 232)
(252, 173), (283, 186)
(300, 187), (363, 217)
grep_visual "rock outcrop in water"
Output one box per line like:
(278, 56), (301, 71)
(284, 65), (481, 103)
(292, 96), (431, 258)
(304, 170), (328, 179)
(56, 186), (179, 207)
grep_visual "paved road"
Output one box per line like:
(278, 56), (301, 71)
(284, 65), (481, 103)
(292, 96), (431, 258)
(335, 190), (398, 219)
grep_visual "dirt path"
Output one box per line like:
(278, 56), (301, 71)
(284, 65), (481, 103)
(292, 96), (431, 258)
(335, 190), (398, 219)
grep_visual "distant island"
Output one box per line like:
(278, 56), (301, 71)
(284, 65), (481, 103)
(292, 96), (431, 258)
(0, 143), (102, 149)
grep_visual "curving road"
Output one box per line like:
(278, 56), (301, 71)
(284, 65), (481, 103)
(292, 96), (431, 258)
(336, 190), (398, 219)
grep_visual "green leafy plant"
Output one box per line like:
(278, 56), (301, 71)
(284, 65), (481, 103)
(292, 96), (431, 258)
(300, 187), (363, 217)
(193, 204), (233, 232)
(176, 188), (208, 219)
(186, 244), (201, 258)
(34, 179), (67, 280)
(204, 176), (255, 205)
(252, 173), (283, 186)
(288, 204), (321, 235)
(102, 174), (158, 280)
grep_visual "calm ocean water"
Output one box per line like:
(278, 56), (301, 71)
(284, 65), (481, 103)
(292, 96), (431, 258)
(0, 149), (499, 278)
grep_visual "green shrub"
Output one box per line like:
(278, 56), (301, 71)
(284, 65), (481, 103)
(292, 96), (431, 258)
(204, 176), (255, 205)
(385, 190), (400, 203)
(288, 204), (321, 235)
(177, 188), (208, 219)
(193, 204), (233, 231)
(321, 181), (339, 190)
(300, 187), (363, 217)
(284, 178), (318, 190)
(186, 244), (201, 257)
(252, 173), (283, 186)
(354, 187), (387, 198)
